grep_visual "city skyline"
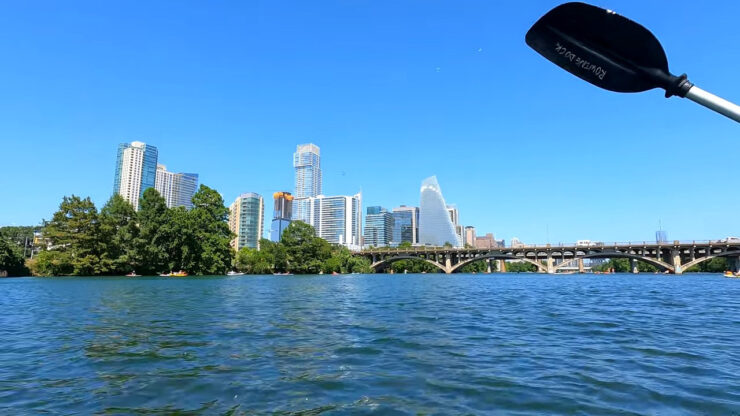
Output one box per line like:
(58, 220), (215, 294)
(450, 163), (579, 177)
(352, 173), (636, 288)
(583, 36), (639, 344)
(2, 1), (739, 243)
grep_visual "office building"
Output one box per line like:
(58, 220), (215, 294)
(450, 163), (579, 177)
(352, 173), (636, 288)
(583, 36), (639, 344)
(229, 193), (264, 250)
(446, 205), (465, 247)
(391, 205), (419, 246)
(475, 233), (501, 249)
(271, 191), (294, 242)
(113, 141), (158, 210)
(293, 143), (322, 222)
(364, 206), (393, 247)
(419, 176), (462, 247)
(155, 164), (199, 209)
(511, 237), (524, 248)
(464, 226), (476, 247)
(300, 193), (362, 249)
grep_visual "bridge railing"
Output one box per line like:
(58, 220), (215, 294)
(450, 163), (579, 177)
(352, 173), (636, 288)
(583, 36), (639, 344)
(358, 240), (735, 253)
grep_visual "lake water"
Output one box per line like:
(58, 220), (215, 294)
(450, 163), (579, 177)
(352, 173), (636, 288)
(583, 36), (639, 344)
(1, 273), (739, 414)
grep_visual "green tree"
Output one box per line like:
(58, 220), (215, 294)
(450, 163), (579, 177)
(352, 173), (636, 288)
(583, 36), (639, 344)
(236, 247), (274, 274)
(44, 195), (106, 275)
(458, 259), (495, 273)
(686, 257), (729, 273)
(135, 189), (171, 274)
(260, 239), (288, 272)
(99, 194), (139, 274)
(281, 221), (332, 273)
(505, 261), (539, 273)
(188, 185), (233, 275)
(28, 250), (73, 276)
(0, 237), (30, 276)
(390, 258), (441, 273)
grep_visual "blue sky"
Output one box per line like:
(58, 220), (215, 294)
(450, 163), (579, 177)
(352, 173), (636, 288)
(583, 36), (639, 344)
(1, 0), (738, 244)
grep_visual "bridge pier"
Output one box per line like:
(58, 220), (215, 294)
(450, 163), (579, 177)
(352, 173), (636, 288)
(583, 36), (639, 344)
(546, 255), (555, 274)
(486, 259), (492, 274)
(498, 260), (506, 273)
(730, 257), (740, 273)
(630, 258), (639, 274)
(672, 249), (683, 275)
(444, 255), (452, 274)
(577, 258), (585, 274)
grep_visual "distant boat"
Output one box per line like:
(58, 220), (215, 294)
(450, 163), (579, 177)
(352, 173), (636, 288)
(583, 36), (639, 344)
(160, 270), (188, 277)
(331, 271), (340, 276)
(724, 271), (740, 278)
(227, 271), (245, 276)
(125, 271), (141, 277)
(273, 272), (294, 276)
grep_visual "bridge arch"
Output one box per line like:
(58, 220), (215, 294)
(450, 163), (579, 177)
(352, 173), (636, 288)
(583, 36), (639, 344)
(680, 250), (740, 271)
(370, 255), (447, 273)
(553, 252), (674, 273)
(450, 254), (547, 274)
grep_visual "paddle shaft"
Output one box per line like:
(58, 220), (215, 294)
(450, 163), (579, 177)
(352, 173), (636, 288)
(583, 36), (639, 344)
(684, 86), (740, 123)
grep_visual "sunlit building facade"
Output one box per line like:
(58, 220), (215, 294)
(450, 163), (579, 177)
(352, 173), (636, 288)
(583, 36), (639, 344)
(364, 206), (393, 247)
(271, 191), (293, 242)
(113, 141), (158, 210)
(419, 176), (461, 247)
(391, 205), (419, 246)
(293, 143), (322, 223)
(300, 193), (362, 249)
(229, 193), (264, 250)
(155, 164), (199, 209)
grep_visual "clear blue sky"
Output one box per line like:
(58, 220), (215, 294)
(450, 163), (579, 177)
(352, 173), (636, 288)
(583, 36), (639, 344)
(1, 0), (738, 244)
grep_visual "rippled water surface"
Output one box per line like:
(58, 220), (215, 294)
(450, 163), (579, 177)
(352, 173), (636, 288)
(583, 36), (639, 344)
(2, 274), (740, 414)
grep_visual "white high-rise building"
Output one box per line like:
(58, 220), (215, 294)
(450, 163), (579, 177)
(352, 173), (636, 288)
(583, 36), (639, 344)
(155, 164), (199, 209)
(293, 143), (322, 222)
(301, 193), (362, 249)
(113, 141), (158, 210)
(419, 176), (461, 247)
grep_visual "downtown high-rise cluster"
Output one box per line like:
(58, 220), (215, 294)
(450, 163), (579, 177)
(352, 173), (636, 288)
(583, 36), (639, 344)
(113, 141), (503, 252)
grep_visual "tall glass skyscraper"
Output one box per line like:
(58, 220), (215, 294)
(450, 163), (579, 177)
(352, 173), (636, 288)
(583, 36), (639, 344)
(113, 141), (158, 210)
(293, 143), (321, 223)
(364, 206), (393, 247)
(391, 206), (419, 246)
(271, 191), (293, 242)
(418, 176), (461, 247)
(229, 193), (264, 250)
(294, 143), (321, 198)
(155, 164), (199, 209)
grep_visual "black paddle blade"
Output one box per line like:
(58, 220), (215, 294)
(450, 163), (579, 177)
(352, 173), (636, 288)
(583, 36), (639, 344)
(526, 2), (676, 94)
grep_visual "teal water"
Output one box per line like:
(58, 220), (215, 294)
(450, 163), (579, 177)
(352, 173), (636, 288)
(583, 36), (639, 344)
(1, 274), (739, 414)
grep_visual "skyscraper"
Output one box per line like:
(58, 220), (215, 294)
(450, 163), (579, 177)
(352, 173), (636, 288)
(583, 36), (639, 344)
(391, 205), (419, 246)
(229, 193), (264, 250)
(446, 205), (464, 246)
(419, 176), (461, 247)
(271, 191), (293, 242)
(293, 143), (322, 222)
(464, 226), (476, 247)
(301, 193), (362, 249)
(155, 164), (199, 209)
(113, 141), (158, 210)
(364, 206), (393, 247)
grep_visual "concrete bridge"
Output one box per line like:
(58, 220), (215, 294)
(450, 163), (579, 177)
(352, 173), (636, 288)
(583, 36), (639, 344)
(358, 241), (740, 274)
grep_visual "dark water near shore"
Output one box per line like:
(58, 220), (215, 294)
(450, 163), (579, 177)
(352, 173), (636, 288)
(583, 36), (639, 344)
(2, 274), (740, 414)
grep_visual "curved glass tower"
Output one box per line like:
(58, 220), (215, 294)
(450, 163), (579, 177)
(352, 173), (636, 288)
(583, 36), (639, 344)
(419, 176), (461, 247)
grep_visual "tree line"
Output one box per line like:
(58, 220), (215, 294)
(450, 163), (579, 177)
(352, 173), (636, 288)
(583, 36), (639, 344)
(1, 185), (375, 277)
(235, 221), (373, 274)
(27, 186), (233, 276)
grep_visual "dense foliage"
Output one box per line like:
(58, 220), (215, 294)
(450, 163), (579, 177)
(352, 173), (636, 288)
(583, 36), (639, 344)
(592, 258), (659, 273)
(235, 221), (373, 274)
(29, 186), (234, 276)
(0, 238), (29, 276)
